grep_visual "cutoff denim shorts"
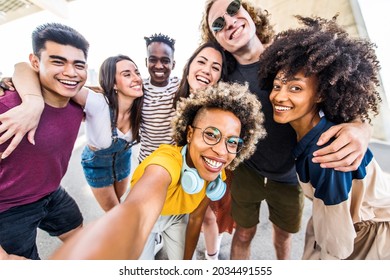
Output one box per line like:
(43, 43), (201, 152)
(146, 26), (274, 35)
(81, 138), (133, 188)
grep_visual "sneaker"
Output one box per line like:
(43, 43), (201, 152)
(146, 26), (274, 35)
(154, 232), (163, 256)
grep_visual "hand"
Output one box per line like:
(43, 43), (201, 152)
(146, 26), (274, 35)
(0, 95), (44, 159)
(0, 245), (28, 260)
(312, 122), (371, 172)
(0, 77), (15, 95)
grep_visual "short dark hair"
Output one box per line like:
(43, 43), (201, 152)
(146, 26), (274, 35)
(32, 22), (89, 59)
(144, 33), (175, 52)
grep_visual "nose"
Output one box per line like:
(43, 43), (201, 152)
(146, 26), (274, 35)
(63, 64), (77, 77)
(201, 64), (211, 76)
(273, 87), (289, 102)
(154, 59), (164, 69)
(133, 73), (142, 83)
(211, 139), (228, 155)
(224, 13), (237, 30)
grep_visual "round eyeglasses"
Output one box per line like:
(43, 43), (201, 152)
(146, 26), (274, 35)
(191, 126), (243, 154)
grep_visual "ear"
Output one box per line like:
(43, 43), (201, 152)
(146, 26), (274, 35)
(186, 126), (194, 144)
(145, 57), (148, 67)
(29, 53), (40, 71)
(172, 60), (176, 70)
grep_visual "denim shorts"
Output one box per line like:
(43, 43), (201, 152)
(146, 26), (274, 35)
(81, 138), (133, 188)
(231, 163), (304, 233)
(0, 187), (83, 259)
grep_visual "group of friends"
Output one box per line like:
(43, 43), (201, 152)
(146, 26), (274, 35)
(0, 0), (389, 261)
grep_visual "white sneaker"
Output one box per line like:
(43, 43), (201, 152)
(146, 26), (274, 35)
(154, 232), (163, 256)
(204, 234), (223, 260)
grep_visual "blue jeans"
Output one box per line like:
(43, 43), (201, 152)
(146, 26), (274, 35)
(0, 187), (83, 259)
(81, 138), (133, 188)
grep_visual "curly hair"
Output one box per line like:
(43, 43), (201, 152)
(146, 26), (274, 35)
(144, 33), (175, 52)
(199, 0), (274, 73)
(171, 81), (266, 170)
(258, 15), (381, 124)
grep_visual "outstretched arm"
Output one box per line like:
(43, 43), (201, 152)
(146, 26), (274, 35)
(0, 62), (44, 159)
(50, 164), (171, 260)
(312, 121), (372, 172)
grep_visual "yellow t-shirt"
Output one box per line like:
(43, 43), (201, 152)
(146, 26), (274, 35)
(131, 144), (207, 215)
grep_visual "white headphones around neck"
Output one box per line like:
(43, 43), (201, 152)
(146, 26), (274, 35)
(180, 145), (226, 201)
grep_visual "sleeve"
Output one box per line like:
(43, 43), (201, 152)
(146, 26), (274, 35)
(144, 146), (182, 187)
(309, 164), (356, 259)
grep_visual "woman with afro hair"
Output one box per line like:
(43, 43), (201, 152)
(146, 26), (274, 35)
(259, 15), (390, 260)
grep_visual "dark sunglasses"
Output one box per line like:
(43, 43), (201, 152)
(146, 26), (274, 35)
(211, 0), (241, 33)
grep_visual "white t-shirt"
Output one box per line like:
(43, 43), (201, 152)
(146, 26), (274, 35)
(84, 89), (133, 150)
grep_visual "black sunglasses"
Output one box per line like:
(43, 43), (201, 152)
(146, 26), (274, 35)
(211, 0), (241, 33)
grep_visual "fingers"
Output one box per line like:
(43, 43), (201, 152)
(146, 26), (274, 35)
(313, 150), (361, 170)
(27, 129), (37, 145)
(0, 134), (26, 159)
(0, 126), (17, 145)
(316, 124), (344, 146)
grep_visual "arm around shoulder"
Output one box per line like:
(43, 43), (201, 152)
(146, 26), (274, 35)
(313, 120), (372, 171)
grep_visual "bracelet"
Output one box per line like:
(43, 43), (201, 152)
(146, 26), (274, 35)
(24, 94), (43, 98)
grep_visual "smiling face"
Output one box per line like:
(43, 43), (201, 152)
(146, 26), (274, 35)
(114, 59), (143, 100)
(207, 0), (257, 54)
(187, 47), (223, 92)
(145, 42), (175, 87)
(186, 108), (241, 182)
(269, 70), (321, 140)
(31, 41), (87, 107)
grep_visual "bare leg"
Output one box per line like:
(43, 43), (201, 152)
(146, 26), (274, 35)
(91, 185), (120, 212)
(58, 224), (82, 242)
(114, 176), (130, 202)
(203, 206), (220, 259)
(272, 223), (292, 260)
(230, 225), (256, 259)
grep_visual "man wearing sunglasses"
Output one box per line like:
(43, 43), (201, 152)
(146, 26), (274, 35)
(200, 0), (372, 260)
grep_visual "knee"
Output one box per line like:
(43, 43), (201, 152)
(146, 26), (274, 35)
(234, 226), (256, 243)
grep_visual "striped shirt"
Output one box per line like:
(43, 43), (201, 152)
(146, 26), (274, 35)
(138, 76), (180, 162)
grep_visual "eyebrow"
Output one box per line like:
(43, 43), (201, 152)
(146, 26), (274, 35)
(49, 55), (86, 65)
(120, 69), (138, 75)
(199, 55), (222, 67)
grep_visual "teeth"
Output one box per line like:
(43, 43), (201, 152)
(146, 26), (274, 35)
(231, 26), (243, 39)
(275, 105), (291, 111)
(196, 76), (210, 84)
(204, 157), (223, 168)
(154, 72), (164, 77)
(60, 80), (77, 85)
(132, 85), (141, 90)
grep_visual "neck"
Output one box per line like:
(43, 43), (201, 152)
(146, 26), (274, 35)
(232, 37), (265, 65)
(42, 89), (70, 108)
(290, 112), (321, 142)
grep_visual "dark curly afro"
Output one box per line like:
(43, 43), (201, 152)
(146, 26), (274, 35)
(258, 15), (381, 124)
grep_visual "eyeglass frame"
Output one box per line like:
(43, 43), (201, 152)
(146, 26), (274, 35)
(211, 0), (241, 33)
(190, 125), (244, 154)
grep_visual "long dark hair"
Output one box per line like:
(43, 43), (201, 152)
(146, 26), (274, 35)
(99, 54), (143, 142)
(173, 41), (227, 107)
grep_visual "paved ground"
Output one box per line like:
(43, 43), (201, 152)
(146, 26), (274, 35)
(36, 134), (390, 260)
